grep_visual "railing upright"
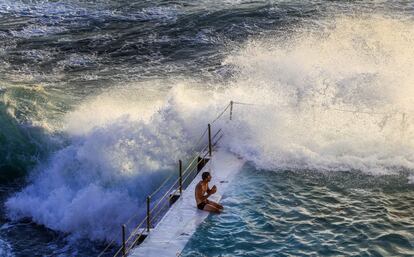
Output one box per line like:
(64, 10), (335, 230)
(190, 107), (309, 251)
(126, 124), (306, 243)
(208, 124), (212, 157)
(146, 196), (150, 232)
(122, 225), (126, 257)
(103, 103), (231, 257)
(230, 100), (233, 120)
(179, 160), (183, 194)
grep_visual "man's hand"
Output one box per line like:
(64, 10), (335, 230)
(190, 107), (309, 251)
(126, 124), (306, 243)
(210, 185), (217, 194)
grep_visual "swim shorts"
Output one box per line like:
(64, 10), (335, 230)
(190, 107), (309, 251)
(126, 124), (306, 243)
(197, 201), (206, 210)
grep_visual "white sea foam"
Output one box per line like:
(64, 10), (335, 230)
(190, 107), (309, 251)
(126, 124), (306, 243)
(56, 54), (98, 69)
(5, 89), (195, 241)
(0, 1), (106, 19)
(0, 238), (14, 257)
(218, 15), (414, 174)
(138, 6), (180, 22)
(6, 15), (414, 242)
(10, 25), (67, 38)
(0, 0), (181, 24)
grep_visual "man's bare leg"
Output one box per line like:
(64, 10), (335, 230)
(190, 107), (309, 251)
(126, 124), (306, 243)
(202, 204), (221, 213)
(207, 200), (223, 210)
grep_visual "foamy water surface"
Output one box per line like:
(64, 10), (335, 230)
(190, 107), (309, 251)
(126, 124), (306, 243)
(1, 0), (414, 256)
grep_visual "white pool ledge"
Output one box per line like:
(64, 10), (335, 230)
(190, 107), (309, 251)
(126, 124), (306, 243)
(129, 150), (245, 257)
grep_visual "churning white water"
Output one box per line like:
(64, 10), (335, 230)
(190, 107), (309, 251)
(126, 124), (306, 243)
(6, 15), (414, 242)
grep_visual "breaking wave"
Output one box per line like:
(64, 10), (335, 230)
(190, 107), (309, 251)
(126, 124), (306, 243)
(5, 15), (414, 242)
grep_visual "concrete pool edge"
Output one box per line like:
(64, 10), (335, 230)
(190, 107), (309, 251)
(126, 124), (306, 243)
(129, 150), (245, 257)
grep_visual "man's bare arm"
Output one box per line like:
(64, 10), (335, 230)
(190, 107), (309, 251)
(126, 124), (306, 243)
(207, 185), (217, 195)
(196, 184), (211, 202)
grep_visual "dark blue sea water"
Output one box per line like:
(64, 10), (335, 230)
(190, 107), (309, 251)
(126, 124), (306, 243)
(1, 0), (414, 256)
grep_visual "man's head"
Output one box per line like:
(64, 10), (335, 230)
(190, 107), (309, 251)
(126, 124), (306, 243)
(201, 171), (211, 182)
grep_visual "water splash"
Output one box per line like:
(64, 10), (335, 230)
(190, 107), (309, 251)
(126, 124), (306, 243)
(5, 15), (414, 242)
(217, 15), (414, 175)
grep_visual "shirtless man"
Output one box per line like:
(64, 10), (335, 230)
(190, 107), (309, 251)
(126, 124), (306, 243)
(195, 171), (223, 213)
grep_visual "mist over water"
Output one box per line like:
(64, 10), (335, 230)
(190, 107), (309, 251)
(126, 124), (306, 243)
(1, 0), (414, 256)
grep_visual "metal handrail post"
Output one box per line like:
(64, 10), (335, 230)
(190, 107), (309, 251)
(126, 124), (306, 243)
(99, 120), (229, 257)
(122, 224), (126, 257)
(179, 160), (183, 194)
(230, 100), (233, 120)
(208, 124), (212, 157)
(146, 196), (150, 232)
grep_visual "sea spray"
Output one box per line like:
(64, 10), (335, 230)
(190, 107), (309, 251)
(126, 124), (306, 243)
(216, 15), (414, 174)
(5, 92), (195, 241)
(5, 15), (414, 243)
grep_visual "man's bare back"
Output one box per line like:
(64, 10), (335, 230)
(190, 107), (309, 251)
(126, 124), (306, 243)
(195, 171), (223, 213)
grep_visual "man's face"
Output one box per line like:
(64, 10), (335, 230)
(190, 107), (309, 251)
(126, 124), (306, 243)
(207, 175), (212, 182)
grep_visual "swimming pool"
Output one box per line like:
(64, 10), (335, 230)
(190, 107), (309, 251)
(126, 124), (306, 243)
(181, 164), (414, 256)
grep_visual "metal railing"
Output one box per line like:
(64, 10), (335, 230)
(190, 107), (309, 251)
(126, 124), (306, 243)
(98, 98), (414, 256)
(97, 101), (234, 257)
(99, 98), (414, 256)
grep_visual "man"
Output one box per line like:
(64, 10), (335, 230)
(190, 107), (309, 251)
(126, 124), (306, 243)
(195, 171), (223, 213)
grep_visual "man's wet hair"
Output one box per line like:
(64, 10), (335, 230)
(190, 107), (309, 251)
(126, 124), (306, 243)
(202, 171), (210, 181)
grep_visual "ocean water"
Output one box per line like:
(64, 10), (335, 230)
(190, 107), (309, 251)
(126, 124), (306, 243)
(1, 0), (414, 256)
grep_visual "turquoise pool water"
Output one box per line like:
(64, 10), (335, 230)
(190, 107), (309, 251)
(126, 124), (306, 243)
(181, 164), (414, 256)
